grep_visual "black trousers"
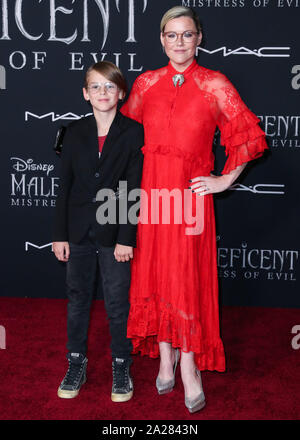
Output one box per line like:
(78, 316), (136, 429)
(65, 227), (133, 359)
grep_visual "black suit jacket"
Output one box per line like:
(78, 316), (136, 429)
(53, 111), (144, 247)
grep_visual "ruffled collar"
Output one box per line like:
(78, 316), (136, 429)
(167, 58), (198, 78)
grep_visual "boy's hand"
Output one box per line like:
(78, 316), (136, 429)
(114, 244), (133, 262)
(53, 241), (70, 262)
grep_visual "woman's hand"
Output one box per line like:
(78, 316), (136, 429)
(189, 164), (247, 196)
(114, 244), (133, 262)
(53, 241), (70, 262)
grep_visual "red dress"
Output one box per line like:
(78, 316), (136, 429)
(121, 59), (268, 371)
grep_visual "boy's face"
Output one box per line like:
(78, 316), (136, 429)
(83, 70), (123, 113)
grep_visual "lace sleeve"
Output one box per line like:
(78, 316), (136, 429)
(213, 73), (268, 175)
(121, 75), (144, 123)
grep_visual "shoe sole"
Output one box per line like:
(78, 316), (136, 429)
(157, 386), (174, 395)
(187, 400), (206, 413)
(57, 378), (86, 399)
(111, 390), (133, 402)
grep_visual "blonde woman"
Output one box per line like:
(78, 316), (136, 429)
(122, 6), (268, 412)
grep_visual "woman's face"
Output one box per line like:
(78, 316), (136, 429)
(160, 16), (202, 72)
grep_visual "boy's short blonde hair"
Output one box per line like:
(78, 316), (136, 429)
(84, 61), (127, 96)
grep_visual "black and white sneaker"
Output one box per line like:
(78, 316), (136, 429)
(111, 358), (133, 402)
(57, 352), (87, 399)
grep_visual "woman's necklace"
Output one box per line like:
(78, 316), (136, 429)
(172, 74), (185, 87)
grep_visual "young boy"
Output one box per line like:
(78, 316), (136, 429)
(52, 61), (144, 402)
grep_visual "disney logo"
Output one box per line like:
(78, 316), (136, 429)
(11, 158), (54, 176)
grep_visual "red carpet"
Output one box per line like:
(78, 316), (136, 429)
(0, 297), (299, 420)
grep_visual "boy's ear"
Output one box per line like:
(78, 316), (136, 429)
(83, 87), (90, 101)
(119, 90), (125, 101)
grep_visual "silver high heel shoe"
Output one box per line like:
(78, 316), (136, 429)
(156, 348), (180, 395)
(185, 369), (206, 413)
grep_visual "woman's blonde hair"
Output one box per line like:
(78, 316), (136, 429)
(160, 6), (201, 33)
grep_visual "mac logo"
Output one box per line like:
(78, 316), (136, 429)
(229, 184), (285, 195)
(25, 112), (92, 122)
(197, 46), (291, 58)
(25, 242), (53, 251)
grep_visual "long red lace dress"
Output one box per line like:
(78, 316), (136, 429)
(121, 59), (268, 371)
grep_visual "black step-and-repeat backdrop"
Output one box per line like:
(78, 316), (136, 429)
(1, 0), (299, 307)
